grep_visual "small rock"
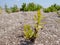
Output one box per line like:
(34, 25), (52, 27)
(56, 41), (59, 44)
(38, 44), (44, 45)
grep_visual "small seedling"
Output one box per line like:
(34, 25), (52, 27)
(23, 25), (35, 40)
(23, 10), (43, 42)
(34, 10), (43, 33)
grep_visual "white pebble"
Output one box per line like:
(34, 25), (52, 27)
(38, 44), (44, 45)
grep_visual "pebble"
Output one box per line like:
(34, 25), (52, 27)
(53, 34), (57, 37)
(56, 41), (59, 44)
(38, 44), (44, 45)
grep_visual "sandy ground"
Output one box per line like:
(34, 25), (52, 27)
(0, 11), (60, 45)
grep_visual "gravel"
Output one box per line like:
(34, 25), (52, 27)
(0, 11), (60, 45)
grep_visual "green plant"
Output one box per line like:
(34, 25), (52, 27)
(36, 4), (42, 10)
(20, 3), (42, 11)
(27, 3), (37, 11)
(43, 8), (51, 13)
(23, 10), (43, 42)
(5, 5), (11, 13)
(20, 3), (27, 11)
(23, 25), (35, 40)
(5, 4), (19, 13)
(34, 10), (43, 33)
(11, 5), (19, 12)
(43, 4), (60, 13)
